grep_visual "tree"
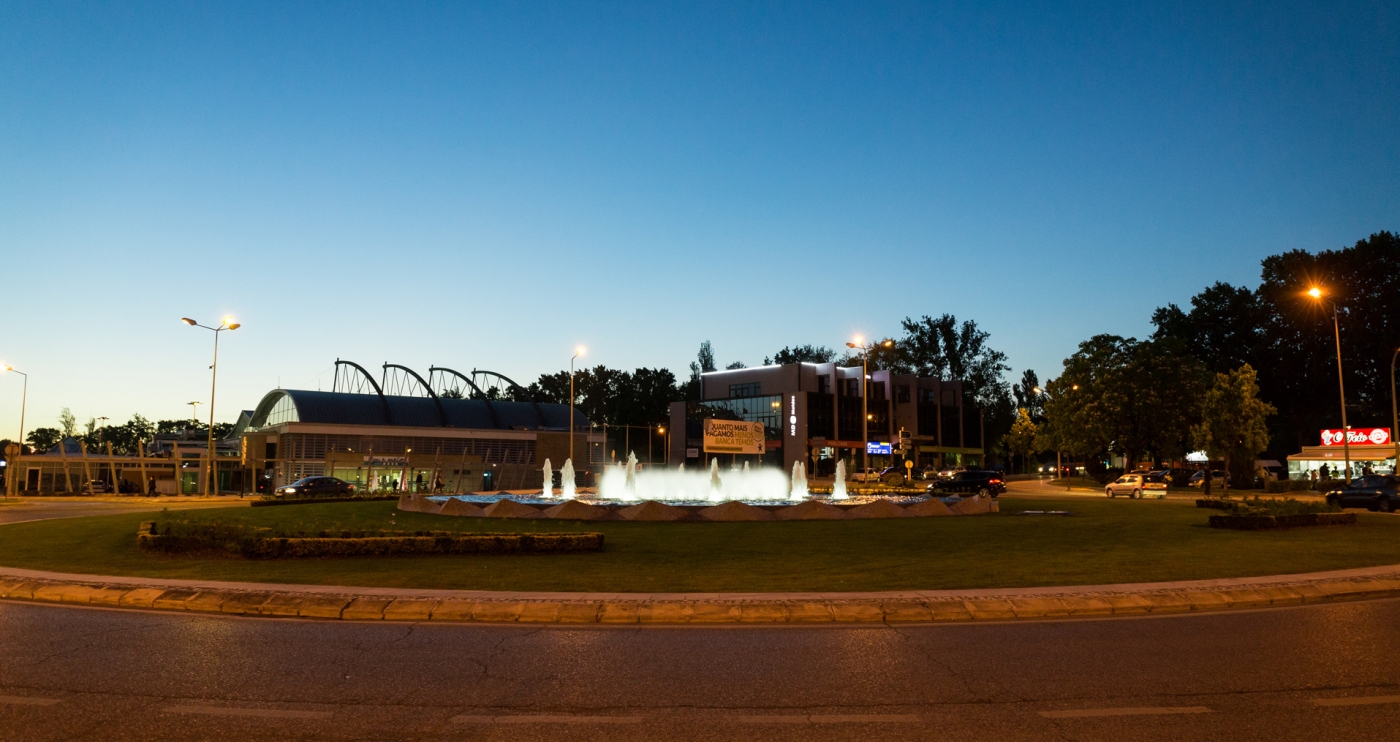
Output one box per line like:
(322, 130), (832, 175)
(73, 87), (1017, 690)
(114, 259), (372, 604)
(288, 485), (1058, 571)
(764, 345), (836, 365)
(1012, 369), (1046, 423)
(684, 340), (718, 399)
(1004, 408), (1039, 474)
(58, 408), (77, 438)
(1040, 335), (1207, 470)
(439, 387), (465, 399)
(1192, 364), (1276, 490)
(25, 427), (61, 453)
(1154, 231), (1400, 458)
(893, 315), (1010, 410)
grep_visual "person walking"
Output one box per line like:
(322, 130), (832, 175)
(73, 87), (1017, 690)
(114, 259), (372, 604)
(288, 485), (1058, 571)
(147, 477), (156, 496)
(415, 472), (424, 492)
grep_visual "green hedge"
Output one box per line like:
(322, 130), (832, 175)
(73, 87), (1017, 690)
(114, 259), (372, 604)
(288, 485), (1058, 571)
(136, 521), (603, 558)
(1264, 479), (1315, 494)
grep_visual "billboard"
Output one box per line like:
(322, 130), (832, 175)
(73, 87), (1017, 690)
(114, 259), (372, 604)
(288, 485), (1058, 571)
(1320, 428), (1391, 446)
(866, 441), (892, 455)
(703, 419), (766, 454)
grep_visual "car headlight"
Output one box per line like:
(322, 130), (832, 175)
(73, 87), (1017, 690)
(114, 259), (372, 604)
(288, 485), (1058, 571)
(285, 487), (297, 493)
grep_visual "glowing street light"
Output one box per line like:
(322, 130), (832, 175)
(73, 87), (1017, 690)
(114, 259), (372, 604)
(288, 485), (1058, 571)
(182, 316), (241, 495)
(845, 337), (894, 479)
(1306, 287), (1352, 482)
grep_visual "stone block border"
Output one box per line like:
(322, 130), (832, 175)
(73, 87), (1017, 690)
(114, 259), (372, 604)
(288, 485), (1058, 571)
(3, 563), (1399, 625)
(399, 494), (998, 521)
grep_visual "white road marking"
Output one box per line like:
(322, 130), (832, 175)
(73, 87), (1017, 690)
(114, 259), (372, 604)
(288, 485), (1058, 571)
(164, 705), (331, 719)
(1040, 706), (1212, 718)
(452, 715), (644, 724)
(1312, 695), (1400, 707)
(0, 696), (60, 706)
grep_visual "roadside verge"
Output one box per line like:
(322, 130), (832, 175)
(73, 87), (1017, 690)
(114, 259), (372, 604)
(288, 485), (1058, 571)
(2, 563), (1399, 624)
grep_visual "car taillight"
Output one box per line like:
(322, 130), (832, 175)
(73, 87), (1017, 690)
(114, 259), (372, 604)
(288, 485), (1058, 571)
(990, 479), (1002, 484)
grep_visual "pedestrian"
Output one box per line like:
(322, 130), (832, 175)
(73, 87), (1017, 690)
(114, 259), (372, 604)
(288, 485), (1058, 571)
(1363, 464), (1373, 477)
(147, 477), (156, 496)
(1320, 463), (1331, 481)
(434, 474), (444, 493)
(415, 472), (424, 492)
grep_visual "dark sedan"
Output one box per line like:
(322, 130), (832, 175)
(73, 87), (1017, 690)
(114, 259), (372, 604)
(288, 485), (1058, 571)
(929, 470), (1005, 498)
(1324, 475), (1399, 513)
(276, 476), (355, 498)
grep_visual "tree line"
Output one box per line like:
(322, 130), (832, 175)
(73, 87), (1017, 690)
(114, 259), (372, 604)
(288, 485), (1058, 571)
(1011, 231), (1397, 483)
(16, 408), (235, 455)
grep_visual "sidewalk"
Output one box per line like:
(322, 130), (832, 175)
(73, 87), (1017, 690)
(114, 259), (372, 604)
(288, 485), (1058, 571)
(3, 562), (1398, 625)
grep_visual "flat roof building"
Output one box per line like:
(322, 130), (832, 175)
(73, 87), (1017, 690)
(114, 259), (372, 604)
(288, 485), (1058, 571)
(669, 362), (984, 477)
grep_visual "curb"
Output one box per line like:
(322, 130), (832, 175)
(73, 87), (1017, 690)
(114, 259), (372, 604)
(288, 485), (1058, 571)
(3, 566), (1400, 625)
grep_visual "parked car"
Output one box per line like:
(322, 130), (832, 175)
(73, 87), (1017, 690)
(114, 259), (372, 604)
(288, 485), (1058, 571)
(1104, 473), (1167, 498)
(929, 470), (1004, 498)
(1188, 470), (1228, 489)
(1324, 475), (1399, 513)
(276, 476), (355, 498)
(919, 465), (940, 481)
(936, 466), (967, 480)
(82, 480), (110, 494)
(1158, 468), (1195, 487)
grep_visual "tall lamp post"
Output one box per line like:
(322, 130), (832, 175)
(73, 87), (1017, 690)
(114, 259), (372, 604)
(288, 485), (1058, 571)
(4, 365), (26, 498)
(570, 347), (584, 465)
(1306, 288), (1351, 483)
(658, 425), (668, 466)
(1391, 348), (1399, 474)
(845, 337), (893, 479)
(182, 317), (240, 496)
(4, 365), (27, 453)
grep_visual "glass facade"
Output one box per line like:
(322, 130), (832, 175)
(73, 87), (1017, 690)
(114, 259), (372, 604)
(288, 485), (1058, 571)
(261, 394), (299, 427)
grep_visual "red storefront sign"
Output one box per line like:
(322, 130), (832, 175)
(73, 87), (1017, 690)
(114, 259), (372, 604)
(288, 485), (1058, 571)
(1320, 428), (1392, 446)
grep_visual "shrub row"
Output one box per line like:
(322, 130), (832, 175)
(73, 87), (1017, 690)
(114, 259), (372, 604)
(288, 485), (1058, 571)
(1208, 512), (1357, 530)
(136, 521), (603, 558)
(1264, 479), (1318, 494)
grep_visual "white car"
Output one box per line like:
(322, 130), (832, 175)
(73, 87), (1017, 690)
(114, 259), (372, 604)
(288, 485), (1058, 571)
(1105, 473), (1167, 499)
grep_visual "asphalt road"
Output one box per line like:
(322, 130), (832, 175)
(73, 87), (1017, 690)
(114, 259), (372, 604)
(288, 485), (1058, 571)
(0, 498), (247, 525)
(2, 599), (1398, 741)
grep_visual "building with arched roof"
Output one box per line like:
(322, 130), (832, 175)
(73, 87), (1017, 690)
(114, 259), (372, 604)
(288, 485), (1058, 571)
(239, 386), (600, 493)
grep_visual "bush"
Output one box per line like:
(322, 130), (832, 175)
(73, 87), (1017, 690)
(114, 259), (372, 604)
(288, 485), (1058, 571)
(136, 521), (603, 558)
(1264, 479), (1314, 494)
(1228, 496), (1338, 517)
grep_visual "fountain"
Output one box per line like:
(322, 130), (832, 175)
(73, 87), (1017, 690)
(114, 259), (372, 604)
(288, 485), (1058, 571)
(541, 458), (553, 498)
(561, 458), (576, 499)
(789, 461), (808, 500)
(832, 460), (848, 499)
(596, 459), (793, 502)
(624, 452), (638, 493)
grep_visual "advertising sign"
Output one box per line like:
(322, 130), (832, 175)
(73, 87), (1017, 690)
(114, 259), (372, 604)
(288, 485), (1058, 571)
(866, 441), (892, 455)
(703, 419), (766, 454)
(1320, 428), (1391, 446)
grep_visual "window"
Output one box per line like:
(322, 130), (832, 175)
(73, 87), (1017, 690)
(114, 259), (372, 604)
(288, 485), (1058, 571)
(729, 382), (762, 398)
(817, 375), (831, 394)
(844, 378), (860, 397)
(896, 385), (910, 403)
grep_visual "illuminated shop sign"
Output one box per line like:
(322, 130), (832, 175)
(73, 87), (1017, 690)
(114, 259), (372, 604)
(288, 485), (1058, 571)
(866, 442), (892, 455)
(1320, 428), (1391, 446)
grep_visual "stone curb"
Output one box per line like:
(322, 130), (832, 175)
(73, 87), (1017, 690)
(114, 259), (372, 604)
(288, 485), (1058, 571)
(2, 572), (1399, 625)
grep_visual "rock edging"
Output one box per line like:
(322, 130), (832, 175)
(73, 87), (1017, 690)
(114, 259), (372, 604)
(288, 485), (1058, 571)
(3, 567), (1399, 624)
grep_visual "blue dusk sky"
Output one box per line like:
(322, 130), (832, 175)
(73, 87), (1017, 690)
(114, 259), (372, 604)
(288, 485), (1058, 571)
(1, 1), (1398, 434)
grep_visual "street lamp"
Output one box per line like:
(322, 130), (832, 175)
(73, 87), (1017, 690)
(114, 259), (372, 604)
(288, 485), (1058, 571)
(3, 365), (26, 498)
(182, 316), (240, 496)
(1391, 348), (1399, 474)
(658, 425), (668, 466)
(1032, 386), (1059, 479)
(570, 347), (584, 466)
(1306, 288), (1351, 483)
(845, 337), (893, 479)
(4, 365), (27, 454)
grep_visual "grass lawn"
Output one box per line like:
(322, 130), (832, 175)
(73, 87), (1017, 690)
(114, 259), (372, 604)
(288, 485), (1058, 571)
(1, 498), (1397, 593)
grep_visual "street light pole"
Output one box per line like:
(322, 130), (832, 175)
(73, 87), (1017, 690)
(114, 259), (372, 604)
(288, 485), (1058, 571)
(846, 337), (893, 480)
(570, 347), (584, 466)
(5, 366), (28, 453)
(183, 317), (240, 496)
(1307, 289), (1351, 483)
(1391, 348), (1399, 474)
(4, 365), (26, 498)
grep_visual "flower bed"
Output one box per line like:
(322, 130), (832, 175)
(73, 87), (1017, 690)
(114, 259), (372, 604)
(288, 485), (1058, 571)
(136, 521), (603, 558)
(1208, 512), (1357, 530)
